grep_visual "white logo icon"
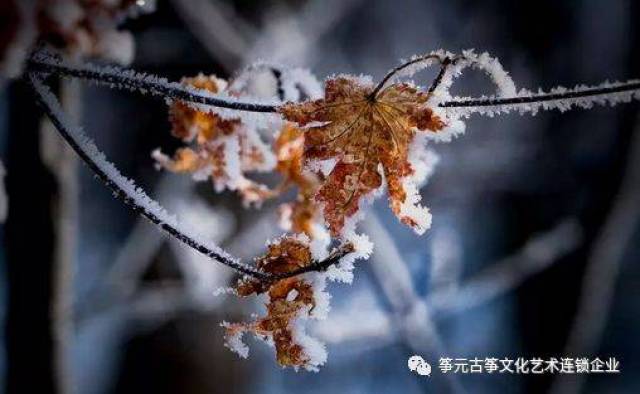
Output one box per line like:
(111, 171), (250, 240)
(408, 355), (432, 376)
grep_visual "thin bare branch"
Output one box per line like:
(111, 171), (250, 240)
(28, 54), (278, 113)
(29, 51), (640, 117)
(28, 74), (272, 280)
(443, 80), (640, 114)
(370, 53), (446, 98)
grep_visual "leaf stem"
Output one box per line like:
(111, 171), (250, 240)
(370, 54), (444, 99)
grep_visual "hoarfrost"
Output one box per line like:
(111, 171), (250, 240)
(30, 76), (256, 275)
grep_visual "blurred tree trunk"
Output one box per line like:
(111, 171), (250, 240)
(40, 80), (80, 394)
(4, 80), (57, 393)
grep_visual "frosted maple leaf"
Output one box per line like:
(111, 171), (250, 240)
(223, 234), (329, 371)
(153, 74), (276, 206)
(279, 76), (446, 236)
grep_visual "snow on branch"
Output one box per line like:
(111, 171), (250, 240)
(28, 49), (640, 119)
(28, 74), (268, 279)
(28, 51), (279, 113)
(443, 79), (640, 117)
(28, 74), (351, 281)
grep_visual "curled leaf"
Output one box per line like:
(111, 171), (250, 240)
(154, 74), (275, 206)
(223, 235), (327, 371)
(279, 76), (445, 235)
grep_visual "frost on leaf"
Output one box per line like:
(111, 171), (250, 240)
(223, 235), (328, 371)
(279, 76), (446, 235)
(274, 124), (324, 238)
(154, 74), (275, 206)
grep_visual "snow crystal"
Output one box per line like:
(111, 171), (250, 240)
(375, 49), (516, 103)
(396, 51), (449, 80)
(277, 204), (293, 231)
(286, 288), (299, 302)
(460, 49), (517, 97)
(268, 232), (311, 248)
(398, 180), (432, 235)
(331, 73), (374, 88)
(389, 135), (440, 235)
(220, 322), (249, 359)
(284, 68), (324, 100)
(425, 109), (467, 143)
(212, 287), (237, 296)
(291, 317), (327, 372)
(309, 274), (331, 320)
(228, 61), (322, 103)
(407, 135), (439, 187)
(325, 231), (373, 284)
(309, 236), (330, 261)
(240, 125), (277, 172)
(220, 135), (242, 190)
(305, 157), (336, 176)
(150, 148), (170, 170)
(230, 61), (283, 99)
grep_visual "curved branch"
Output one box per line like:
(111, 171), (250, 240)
(28, 74), (272, 280)
(28, 74), (351, 281)
(28, 55), (278, 113)
(370, 53), (444, 98)
(29, 52), (640, 116)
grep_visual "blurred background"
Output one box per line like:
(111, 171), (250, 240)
(1, 0), (639, 393)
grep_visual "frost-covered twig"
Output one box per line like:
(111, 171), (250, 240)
(443, 80), (640, 116)
(28, 74), (270, 280)
(28, 53), (278, 113)
(29, 74), (351, 281)
(371, 52), (456, 98)
(29, 50), (640, 117)
(104, 176), (202, 297)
